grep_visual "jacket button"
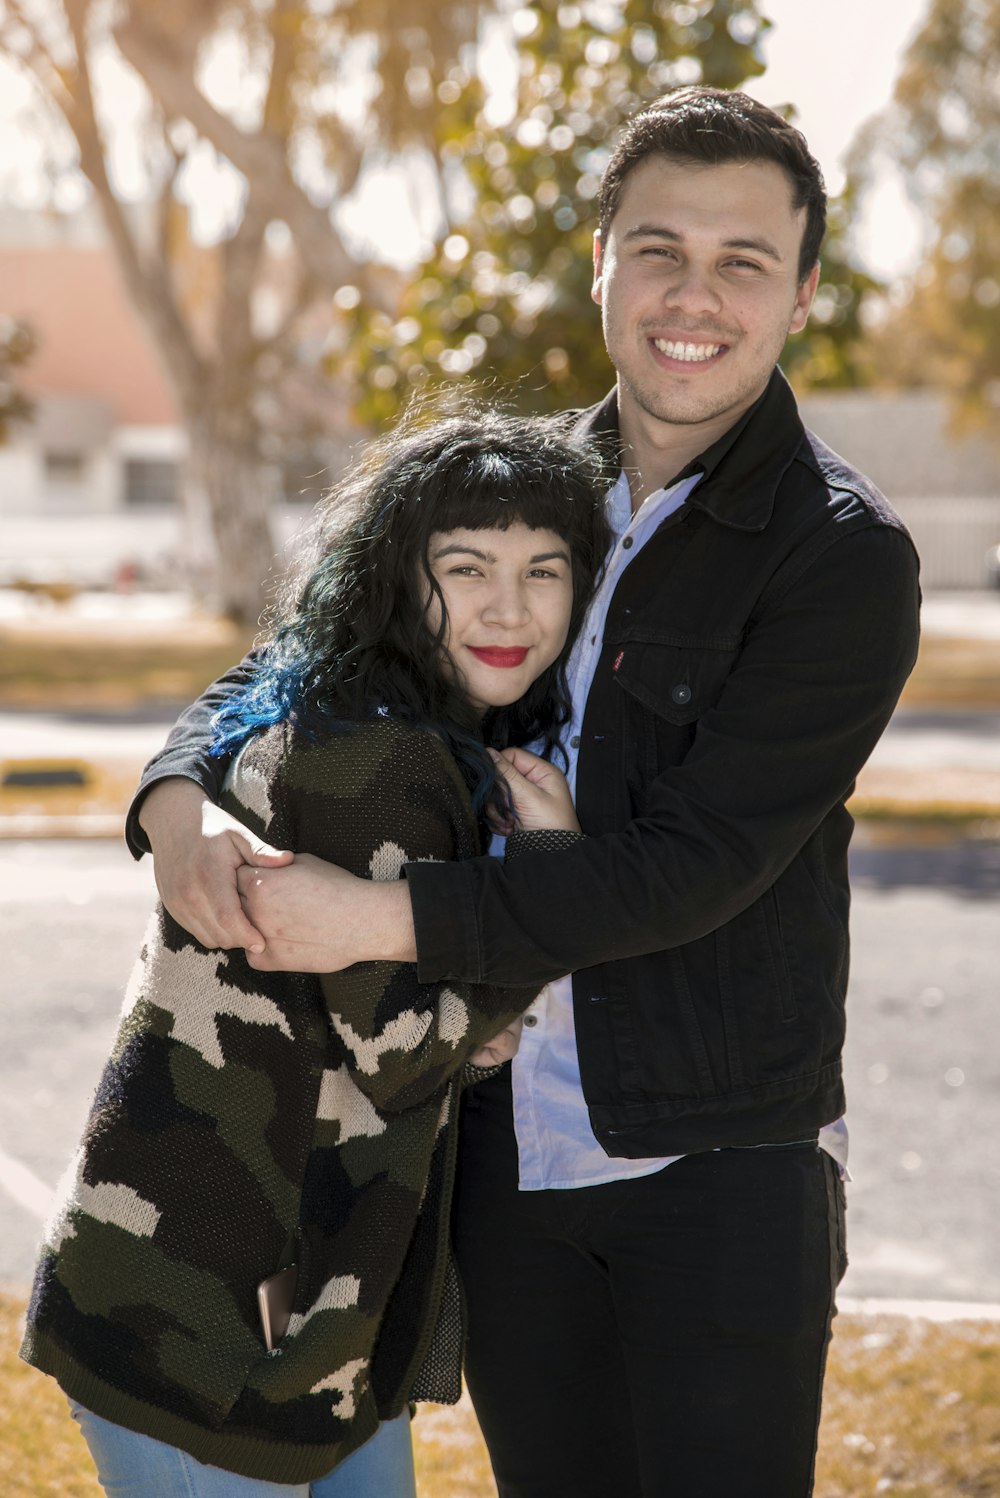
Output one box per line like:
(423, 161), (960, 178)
(621, 536), (633, 549)
(570, 735), (581, 747)
(671, 683), (692, 705)
(523, 1014), (538, 1028)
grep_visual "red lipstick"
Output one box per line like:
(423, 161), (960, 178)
(467, 647), (529, 668)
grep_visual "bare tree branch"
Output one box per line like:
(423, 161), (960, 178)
(111, 7), (394, 311)
(1, 0), (76, 116)
(61, 0), (205, 396)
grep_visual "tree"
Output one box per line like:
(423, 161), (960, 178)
(338, 0), (776, 423)
(0, 316), (36, 442)
(0, 0), (489, 620)
(848, 0), (1000, 429)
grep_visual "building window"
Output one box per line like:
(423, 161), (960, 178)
(44, 452), (86, 483)
(124, 458), (179, 507)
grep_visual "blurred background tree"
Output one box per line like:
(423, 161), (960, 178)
(0, 0), (892, 617)
(0, 0), (489, 620)
(849, 0), (1000, 432)
(338, 0), (768, 420)
(0, 316), (36, 442)
(337, 0), (878, 422)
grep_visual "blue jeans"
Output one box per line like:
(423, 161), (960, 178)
(69, 1403), (417, 1498)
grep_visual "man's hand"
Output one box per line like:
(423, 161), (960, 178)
(138, 778), (293, 951)
(237, 854), (417, 972)
(489, 746), (582, 834)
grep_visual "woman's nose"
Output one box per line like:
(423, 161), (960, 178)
(482, 580), (530, 626)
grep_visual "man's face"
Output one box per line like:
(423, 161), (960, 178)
(592, 155), (819, 441)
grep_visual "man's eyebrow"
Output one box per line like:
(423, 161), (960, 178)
(623, 225), (784, 263)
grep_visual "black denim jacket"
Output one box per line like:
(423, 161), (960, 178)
(404, 371), (921, 1155)
(128, 369), (921, 1160)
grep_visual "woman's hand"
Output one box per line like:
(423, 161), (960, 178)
(489, 746), (581, 834)
(468, 1016), (523, 1068)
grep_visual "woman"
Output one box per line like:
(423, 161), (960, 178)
(21, 408), (608, 1496)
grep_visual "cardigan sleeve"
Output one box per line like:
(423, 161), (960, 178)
(273, 723), (542, 1112)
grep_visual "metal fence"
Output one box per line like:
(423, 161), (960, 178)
(894, 497), (1000, 590)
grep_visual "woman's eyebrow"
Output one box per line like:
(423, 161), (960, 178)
(431, 543), (496, 562)
(430, 545), (571, 564)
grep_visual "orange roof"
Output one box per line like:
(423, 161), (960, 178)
(0, 245), (178, 425)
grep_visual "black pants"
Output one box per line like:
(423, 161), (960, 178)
(453, 1069), (847, 1498)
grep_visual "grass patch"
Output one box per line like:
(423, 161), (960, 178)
(0, 622), (255, 711)
(3, 1292), (998, 1495)
(1, 613), (999, 714)
(901, 634), (1000, 710)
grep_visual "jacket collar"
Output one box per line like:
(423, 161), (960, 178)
(570, 367), (805, 533)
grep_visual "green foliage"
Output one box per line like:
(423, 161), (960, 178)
(782, 187), (883, 392)
(0, 318), (36, 443)
(338, 0), (773, 423)
(852, 0), (1000, 426)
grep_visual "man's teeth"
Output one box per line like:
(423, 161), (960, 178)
(654, 339), (722, 362)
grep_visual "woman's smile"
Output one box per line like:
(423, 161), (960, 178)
(466, 646), (530, 668)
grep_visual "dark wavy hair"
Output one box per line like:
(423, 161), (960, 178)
(599, 86), (827, 283)
(211, 405), (610, 812)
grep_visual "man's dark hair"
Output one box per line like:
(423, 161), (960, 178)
(598, 87), (827, 282)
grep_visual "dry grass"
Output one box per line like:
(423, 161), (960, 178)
(0, 619), (255, 711)
(901, 634), (1000, 711)
(1, 612), (999, 715)
(3, 1292), (998, 1496)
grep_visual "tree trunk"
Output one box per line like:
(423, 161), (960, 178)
(186, 425), (279, 627)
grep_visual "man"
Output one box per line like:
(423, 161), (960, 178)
(131, 88), (920, 1497)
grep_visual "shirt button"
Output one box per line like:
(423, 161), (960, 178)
(622, 536), (634, 549)
(570, 735), (580, 748)
(523, 1015), (539, 1027)
(671, 683), (692, 705)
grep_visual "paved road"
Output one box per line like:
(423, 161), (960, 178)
(2, 830), (998, 1306)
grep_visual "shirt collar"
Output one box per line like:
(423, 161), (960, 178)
(570, 367), (805, 533)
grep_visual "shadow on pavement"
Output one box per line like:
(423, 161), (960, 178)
(850, 825), (1000, 898)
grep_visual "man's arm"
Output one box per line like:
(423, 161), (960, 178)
(407, 524), (920, 986)
(126, 656), (259, 856)
(131, 653), (292, 951)
(244, 524), (919, 982)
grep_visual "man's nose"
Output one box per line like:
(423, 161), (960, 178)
(662, 264), (723, 316)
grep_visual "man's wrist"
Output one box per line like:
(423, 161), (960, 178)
(137, 776), (208, 841)
(367, 881), (417, 964)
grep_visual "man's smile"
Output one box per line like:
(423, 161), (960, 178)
(651, 338), (726, 363)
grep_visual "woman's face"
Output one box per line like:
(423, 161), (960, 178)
(425, 522), (575, 714)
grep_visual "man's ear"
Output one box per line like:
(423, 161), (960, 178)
(789, 261), (821, 334)
(591, 229), (604, 307)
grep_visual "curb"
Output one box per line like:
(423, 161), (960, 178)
(837, 1295), (1000, 1323)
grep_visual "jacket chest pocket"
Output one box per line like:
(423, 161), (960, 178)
(611, 637), (739, 788)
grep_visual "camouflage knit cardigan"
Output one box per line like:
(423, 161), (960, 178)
(21, 718), (540, 1485)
